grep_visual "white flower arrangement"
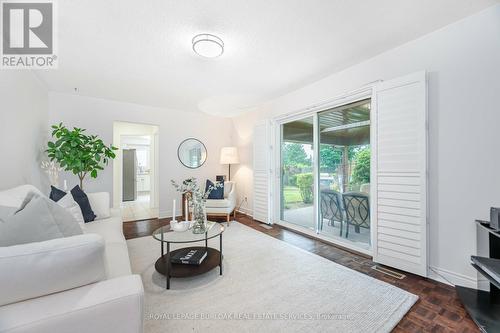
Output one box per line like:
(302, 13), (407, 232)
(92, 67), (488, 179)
(41, 160), (64, 186)
(171, 177), (223, 233)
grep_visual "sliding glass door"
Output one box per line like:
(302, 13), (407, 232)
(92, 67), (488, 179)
(280, 117), (315, 231)
(318, 99), (371, 251)
(278, 99), (372, 252)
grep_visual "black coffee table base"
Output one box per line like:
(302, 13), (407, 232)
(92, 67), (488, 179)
(155, 246), (222, 289)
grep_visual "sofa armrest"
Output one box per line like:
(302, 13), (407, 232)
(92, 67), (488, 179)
(110, 208), (122, 218)
(0, 275), (144, 333)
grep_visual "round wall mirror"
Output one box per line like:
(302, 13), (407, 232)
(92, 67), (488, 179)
(177, 138), (207, 169)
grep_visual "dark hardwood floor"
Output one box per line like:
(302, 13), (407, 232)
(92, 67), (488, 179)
(123, 213), (478, 333)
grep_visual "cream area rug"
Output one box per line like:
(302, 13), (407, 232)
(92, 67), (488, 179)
(127, 222), (417, 333)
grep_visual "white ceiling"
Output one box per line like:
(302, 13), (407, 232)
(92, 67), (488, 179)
(36, 0), (498, 117)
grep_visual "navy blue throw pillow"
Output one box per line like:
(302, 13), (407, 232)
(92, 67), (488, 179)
(49, 186), (66, 202)
(70, 185), (96, 223)
(206, 180), (224, 200)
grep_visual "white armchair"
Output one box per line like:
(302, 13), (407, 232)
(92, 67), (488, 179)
(205, 181), (236, 225)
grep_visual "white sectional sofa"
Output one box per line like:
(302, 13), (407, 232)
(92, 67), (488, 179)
(0, 185), (144, 333)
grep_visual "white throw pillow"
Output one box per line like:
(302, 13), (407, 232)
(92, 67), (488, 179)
(0, 234), (106, 306)
(0, 185), (43, 208)
(87, 192), (111, 220)
(0, 194), (83, 247)
(57, 193), (85, 225)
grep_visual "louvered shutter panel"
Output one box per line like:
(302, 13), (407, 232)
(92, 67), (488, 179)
(253, 121), (271, 223)
(372, 71), (428, 277)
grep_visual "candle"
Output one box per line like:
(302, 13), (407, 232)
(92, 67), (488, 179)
(185, 198), (189, 221)
(172, 199), (176, 220)
(63, 180), (68, 191)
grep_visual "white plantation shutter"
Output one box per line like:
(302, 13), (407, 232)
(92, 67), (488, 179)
(253, 121), (272, 224)
(372, 71), (428, 277)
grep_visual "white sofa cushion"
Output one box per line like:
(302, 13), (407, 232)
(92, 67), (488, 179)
(84, 210), (132, 278)
(205, 198), (231, 208)
(0, 275), (144, 333)
(101, 242), (133, 278)
(206, 206), (235, 214)
(0, 234), (106, 306)
(84, 218), (125, 244)
(87, 192), (111, 220)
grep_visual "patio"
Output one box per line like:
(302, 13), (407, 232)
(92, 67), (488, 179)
(283, 206), (371, 251)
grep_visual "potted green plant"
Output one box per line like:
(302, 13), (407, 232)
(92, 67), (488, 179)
(46, 123), (117, 189)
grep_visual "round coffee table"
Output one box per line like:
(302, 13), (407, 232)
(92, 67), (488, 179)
(152, 222), (224, 289)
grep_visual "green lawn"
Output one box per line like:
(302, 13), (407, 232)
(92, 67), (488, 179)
(283, 186), (302, 204)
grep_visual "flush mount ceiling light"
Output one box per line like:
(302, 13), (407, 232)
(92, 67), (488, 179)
(192, 34), (224, 58)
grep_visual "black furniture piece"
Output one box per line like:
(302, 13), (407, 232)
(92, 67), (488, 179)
(456, 220), (500, 333)
(320, 189), (344, 235)
(342, 192), (370, 238)
(152, 223), (224, 289)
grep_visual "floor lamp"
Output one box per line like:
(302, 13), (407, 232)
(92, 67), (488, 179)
(220, 147), (239, 181)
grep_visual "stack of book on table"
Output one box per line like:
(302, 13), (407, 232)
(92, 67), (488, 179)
(171, 248), (207, 265)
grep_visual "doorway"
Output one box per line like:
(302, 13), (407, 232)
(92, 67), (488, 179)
(277, 98), (372, 253)
(113, 122), (159, 222)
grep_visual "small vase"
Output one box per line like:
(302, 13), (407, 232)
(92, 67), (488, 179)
(191, 200), (207, 234)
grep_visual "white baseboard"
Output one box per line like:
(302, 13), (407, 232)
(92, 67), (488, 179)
(236, 207), (253, 216)
(159, 210), (171, 219)
(428, 266), (478, 288)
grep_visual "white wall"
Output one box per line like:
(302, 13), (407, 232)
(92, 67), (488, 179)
(231, 5), (500, 286)
(0, 71), (48, 190)
(48, 92), (232, 217)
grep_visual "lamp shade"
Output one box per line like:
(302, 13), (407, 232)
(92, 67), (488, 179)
(220, 147), (239, 164)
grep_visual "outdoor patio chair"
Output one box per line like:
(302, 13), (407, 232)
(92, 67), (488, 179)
(320, 189), (344, 235)
(342, 192), (370, 238)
